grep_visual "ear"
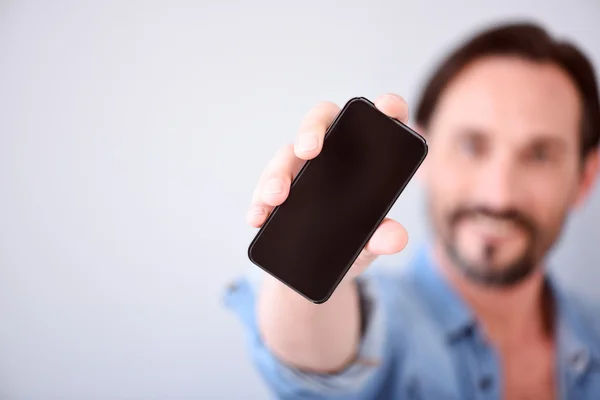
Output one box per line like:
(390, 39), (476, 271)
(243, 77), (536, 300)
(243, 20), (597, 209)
(573, 149), (599, 209)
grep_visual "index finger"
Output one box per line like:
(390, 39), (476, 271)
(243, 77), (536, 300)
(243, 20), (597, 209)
(293, 95), (409, 160)
(294, 101), (340, 160)
(373, 93), (409, 124)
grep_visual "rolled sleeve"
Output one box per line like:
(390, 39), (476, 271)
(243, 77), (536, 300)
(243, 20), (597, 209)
(222, 273), (391, 399)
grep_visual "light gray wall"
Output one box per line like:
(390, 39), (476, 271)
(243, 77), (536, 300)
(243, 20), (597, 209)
(0, 1), (598, 399)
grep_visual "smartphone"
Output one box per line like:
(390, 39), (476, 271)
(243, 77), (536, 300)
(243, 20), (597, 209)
(247, 97), (428, 303)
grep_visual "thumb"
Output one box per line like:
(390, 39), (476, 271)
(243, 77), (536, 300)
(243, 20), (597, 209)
(346, 219), (408, 279)
(366, 218), (408, 255)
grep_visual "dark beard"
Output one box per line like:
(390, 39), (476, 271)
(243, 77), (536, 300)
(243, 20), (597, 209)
(445, 239), (537, 286)
(444, 206), (539, 287)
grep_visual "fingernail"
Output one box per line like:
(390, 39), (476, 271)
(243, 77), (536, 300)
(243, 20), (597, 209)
(250, 206), (265, 215)
(265, 178), (284, 194)
(296, 134), (318, 152)
(382, 93), (399, 103)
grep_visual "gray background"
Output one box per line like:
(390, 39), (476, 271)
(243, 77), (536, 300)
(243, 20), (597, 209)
(0, 1), (599, 399)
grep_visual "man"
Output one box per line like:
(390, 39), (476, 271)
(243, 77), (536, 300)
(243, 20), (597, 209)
(224, 22), (600, 399)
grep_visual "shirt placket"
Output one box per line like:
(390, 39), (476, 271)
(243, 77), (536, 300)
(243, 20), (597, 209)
(472, 329), (501, 400)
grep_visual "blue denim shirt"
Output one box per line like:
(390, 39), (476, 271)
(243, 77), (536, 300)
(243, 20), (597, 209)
(224, 246), (600, 399)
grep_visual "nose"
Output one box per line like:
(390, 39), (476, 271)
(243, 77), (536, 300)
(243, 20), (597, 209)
(473, 156), (521, 211)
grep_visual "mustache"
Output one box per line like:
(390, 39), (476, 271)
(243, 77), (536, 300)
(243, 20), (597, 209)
(448, 206), (537, 234)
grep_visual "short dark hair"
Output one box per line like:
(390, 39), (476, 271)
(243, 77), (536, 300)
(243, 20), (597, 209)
(414, 22), (600, 157)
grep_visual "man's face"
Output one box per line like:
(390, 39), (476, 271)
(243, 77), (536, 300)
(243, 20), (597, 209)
(422, 56), (585, 286)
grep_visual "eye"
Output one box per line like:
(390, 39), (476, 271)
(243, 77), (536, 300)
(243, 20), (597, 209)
(529, 145), (551, 163)
(459, 135), (485, 158)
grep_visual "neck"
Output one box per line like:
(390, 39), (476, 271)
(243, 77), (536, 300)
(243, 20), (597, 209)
(433, 241), (553, 346)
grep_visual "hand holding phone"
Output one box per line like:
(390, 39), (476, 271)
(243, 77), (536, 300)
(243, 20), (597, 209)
(246, 95), (427, 303)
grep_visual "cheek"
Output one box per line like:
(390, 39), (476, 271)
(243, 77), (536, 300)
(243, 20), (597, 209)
(521, 170), (576, 231)
(525, 191), (571, 259)
(426, 152), (470, 204)
(424, 153), (470, 229)
(532, 192), (571, 231)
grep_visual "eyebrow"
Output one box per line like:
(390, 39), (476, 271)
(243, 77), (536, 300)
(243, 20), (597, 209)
(456, 128), (569, 151)
(455, 128), (487, 140)
(527, 135), (569, 152)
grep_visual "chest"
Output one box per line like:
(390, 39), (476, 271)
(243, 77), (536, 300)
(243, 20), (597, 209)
(500, 342), (556, 400)
(397, 333), (587, 400)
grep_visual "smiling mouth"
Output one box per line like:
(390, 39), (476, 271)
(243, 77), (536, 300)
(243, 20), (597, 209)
(460, 215), (531, 246)
(470, 213), (521, 236)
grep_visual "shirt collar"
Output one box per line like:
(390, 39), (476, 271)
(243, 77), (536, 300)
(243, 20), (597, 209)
(550, 277), (599, 381)
(408, 244), (599, 373)
(406, 244), (476, 342)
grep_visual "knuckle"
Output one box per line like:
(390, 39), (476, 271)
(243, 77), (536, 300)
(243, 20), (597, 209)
(384, 93), (406, 103)
(315, 100), (338, 111)
(355, 250), (377, 265)
(305, 101), (338, 124)
(274, 144), (294, 160)
(281, 143), (296, 157)
(268, 145), (295, 172)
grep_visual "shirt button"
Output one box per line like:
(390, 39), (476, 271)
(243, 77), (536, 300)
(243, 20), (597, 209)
(227, 281), (239, 292)
(479, 376), (493, 391)
(570, 351), (589, 374)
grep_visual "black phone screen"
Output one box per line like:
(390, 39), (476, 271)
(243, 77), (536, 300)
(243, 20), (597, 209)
(248, 97), (428, 303)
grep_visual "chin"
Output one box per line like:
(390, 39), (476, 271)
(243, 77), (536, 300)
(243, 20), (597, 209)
(462, 263), (537, 287)
(448, 244), (538, 287)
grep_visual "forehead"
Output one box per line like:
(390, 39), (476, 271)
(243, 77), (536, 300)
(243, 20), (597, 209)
(430, 56), (582, 144)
